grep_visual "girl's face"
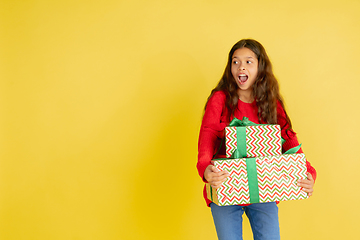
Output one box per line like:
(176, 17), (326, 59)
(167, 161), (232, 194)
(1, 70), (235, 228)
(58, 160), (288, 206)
(231, 47), (259, 97)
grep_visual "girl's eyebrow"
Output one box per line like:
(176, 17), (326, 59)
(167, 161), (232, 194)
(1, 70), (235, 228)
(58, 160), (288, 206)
(232, 56), (255, 59)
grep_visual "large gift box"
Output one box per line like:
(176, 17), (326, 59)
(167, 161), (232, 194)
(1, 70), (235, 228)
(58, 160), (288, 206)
(206, 153), (309, 206)
(225, 118), (282, 158)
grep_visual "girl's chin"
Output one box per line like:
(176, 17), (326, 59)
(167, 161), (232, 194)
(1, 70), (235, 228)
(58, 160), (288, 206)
(237, 84), (252, 92)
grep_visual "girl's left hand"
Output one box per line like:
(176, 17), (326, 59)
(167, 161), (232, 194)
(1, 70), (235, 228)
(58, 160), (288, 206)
(297, 173), (314, 197)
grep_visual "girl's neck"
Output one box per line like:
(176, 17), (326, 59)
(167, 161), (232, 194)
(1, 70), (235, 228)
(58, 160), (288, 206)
(238, 90), (254, 103)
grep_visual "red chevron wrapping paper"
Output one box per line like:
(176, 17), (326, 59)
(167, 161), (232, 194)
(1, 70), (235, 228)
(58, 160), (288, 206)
(225, 125), (282, 158)
(207, 153), (309, 206)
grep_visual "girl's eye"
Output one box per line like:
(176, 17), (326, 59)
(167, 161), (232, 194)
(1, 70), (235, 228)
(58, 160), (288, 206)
(247, 61), (252, 64)
(233, 60), (238, 64)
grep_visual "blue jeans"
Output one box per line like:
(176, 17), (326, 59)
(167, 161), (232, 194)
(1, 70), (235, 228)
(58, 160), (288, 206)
(210, 202), (280, 240)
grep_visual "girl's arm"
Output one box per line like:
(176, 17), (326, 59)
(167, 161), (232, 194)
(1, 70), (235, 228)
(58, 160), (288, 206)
(197, 91), (228, 183)
(276, 101), (316, 195)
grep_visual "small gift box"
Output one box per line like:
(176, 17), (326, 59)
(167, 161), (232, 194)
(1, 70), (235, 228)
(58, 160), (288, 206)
(225, 117), (282, 158)
(206, 153), (308, 206)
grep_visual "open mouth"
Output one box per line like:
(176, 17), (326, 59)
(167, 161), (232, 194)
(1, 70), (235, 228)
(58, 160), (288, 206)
(238, 74), (248, 84)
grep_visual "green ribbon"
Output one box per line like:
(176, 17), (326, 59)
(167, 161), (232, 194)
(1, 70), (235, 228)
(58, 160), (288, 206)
(231, 127), (246, 158)
(284, 144), (302, 154)
(246, 158), (260, 203)
(229, 117), (258, 158)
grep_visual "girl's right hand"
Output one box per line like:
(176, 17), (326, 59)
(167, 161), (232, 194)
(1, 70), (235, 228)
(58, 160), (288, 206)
(204, 165), (230, 189)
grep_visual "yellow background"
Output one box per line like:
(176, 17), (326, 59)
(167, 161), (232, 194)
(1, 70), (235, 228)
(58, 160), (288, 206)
(1, 0), (359, 239)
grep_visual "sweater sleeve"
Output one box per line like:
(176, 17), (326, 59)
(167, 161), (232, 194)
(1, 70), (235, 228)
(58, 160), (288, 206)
(276, 102), (301, 153)
(277, 101), (317, 181)
(197, 91), (228, 182)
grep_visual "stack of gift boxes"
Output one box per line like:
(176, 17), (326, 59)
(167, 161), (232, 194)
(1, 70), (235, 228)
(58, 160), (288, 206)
(206, 117), (309, 206)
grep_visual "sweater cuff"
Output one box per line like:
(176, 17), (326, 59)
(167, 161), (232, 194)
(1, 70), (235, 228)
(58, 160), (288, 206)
(306, 160), (317, 182)
(197, 158), (211, 183)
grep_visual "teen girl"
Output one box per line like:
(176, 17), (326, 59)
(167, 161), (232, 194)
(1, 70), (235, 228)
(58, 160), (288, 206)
(197, 39), (316, 240)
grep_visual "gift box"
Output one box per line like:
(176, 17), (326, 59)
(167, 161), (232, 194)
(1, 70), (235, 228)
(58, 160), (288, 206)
(225, 118), (282, 158)
(206, 153), (309, 206)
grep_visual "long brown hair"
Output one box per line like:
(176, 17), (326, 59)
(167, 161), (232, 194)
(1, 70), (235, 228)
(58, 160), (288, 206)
(205, 39), (292, 129)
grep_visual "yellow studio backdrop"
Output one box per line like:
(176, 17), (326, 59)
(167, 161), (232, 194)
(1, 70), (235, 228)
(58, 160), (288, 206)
(0, 0), (359, 239)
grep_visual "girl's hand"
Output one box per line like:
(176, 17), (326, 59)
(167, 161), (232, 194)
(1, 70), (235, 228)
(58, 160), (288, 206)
(204, 165), (229, 189)
(297, 173), (315, 197)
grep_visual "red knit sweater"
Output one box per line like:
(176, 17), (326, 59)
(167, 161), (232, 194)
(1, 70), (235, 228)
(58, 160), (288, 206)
(197, 91), (317, 206)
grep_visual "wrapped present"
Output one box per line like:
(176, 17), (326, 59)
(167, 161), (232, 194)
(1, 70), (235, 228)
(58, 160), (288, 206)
(225, 117), (282, 158)
(206, 153), (308, 206)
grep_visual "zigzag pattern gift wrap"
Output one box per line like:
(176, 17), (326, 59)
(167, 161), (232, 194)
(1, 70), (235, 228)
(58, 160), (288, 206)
(225, 124), (282, 158)
(206, 153), (309, 206)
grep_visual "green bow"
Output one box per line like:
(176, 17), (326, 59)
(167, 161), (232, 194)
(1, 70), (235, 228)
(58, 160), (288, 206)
(229, 117), (258, 127)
